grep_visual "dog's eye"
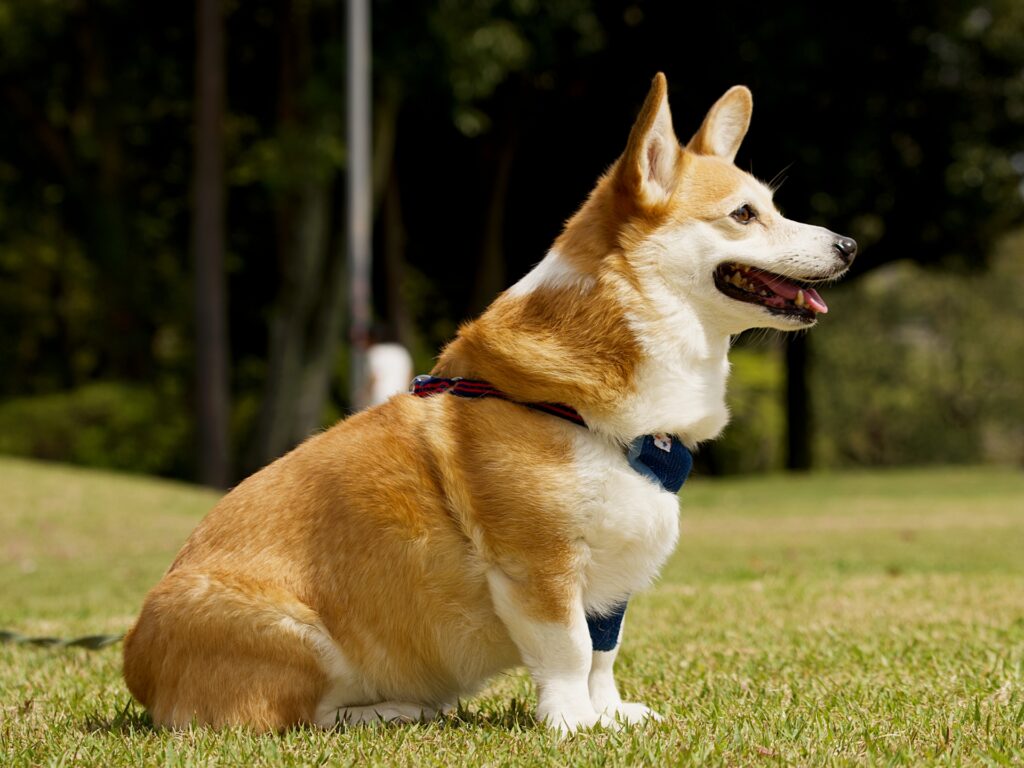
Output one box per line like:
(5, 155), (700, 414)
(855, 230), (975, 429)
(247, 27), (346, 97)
(731, 204), (757, 224)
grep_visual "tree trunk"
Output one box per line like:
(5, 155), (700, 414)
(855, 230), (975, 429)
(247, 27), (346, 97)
(247, 0), (340, 469)
(251, 181), (331, 469)
(291, 184), (338, 439)
(382, 165), (414, 349)
(193, 0), (231, 487)
(246, 3), (404, 467)
(471, 133), (518, 314)
(374, 80), (414, 349)
(785, 332), (812, 471)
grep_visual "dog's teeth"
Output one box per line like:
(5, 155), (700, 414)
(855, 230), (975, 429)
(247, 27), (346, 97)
(795, 290), (805, 308)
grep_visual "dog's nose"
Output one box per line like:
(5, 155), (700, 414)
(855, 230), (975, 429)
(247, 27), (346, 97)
(834, 236), (857, 264)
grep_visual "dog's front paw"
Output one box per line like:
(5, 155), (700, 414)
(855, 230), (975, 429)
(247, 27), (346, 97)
(599, 701), (663, 725)
(539, 705), (620, 734)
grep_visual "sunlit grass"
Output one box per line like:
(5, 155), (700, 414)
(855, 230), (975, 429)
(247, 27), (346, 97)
(2, 457), (1023, 765)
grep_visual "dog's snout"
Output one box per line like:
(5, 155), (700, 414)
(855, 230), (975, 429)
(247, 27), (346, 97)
(833, 236), (857, 264)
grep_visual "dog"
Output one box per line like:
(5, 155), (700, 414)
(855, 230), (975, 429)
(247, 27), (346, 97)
(123, 73), (855, 733)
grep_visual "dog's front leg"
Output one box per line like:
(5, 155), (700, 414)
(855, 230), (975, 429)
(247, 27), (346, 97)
(589, 641), (663, 725)
(487, 569), (611, 733)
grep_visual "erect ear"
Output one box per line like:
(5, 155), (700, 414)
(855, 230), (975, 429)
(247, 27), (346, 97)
(619, 73), (681, 205)
(687, 86), (753, 163)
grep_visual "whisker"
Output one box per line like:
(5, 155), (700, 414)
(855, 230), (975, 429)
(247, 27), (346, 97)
(768, 163), (794, 194)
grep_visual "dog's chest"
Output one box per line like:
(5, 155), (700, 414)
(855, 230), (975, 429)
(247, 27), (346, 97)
(571, 432), (682, 615)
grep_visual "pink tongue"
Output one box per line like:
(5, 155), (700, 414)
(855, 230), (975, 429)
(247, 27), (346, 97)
(803, 288), (828, 314)
(751, 272), (829, 314)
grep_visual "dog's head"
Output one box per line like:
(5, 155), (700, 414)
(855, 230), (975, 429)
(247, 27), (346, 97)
(599, 74), (855, 335)
(438, 75), (857, 429)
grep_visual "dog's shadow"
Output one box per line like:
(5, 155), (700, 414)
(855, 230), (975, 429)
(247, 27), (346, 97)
(307, 699), (540, 733)
(436, 698), (538, 731)
(83, 700), (153, 734)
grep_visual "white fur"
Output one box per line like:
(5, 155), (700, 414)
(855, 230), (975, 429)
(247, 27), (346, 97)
(505, 249), (593, 298)
(588, 648), (622, 712)
(588, 637), (661, 723)
(439, 431), (677, 734)
(574, 265), (731, 445)
(573, 429), (681, 614)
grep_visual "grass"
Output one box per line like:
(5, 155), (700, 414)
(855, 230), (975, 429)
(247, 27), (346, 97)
(1, 456), (1023, 766)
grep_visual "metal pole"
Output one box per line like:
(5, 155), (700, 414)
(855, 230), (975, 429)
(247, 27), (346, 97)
(347, 0), (372, 410)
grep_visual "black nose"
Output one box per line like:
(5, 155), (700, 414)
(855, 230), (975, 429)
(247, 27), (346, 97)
(834, 236), (857, 264)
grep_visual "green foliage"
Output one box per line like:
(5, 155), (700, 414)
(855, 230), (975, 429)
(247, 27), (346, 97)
(0, 383), (190, 476)
(0, 0), (192, 400)
(2, 0), (1024, 480)
(410, 0), (606, 135)
(0, 233), (100, 393)
(711, 348), (785, 474)
(813, 231), (1024, 467)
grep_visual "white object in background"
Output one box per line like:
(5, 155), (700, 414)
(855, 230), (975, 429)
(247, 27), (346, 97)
(365, 343), (414, 406)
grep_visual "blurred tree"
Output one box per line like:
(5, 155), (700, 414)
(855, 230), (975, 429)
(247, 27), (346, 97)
(194, 0), (230, 487)
(812, 232), (1024, 467)
(240, 0), (348, 470)
(0, 1), (192, 398)
(1, 0), (1023, 479)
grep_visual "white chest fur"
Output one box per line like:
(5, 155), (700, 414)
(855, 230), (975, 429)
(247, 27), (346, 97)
(571, 431), (681, 616)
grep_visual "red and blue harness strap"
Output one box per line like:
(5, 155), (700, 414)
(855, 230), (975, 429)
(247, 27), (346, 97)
(409, 374), (692, 654)
(410, 375), (587, 427)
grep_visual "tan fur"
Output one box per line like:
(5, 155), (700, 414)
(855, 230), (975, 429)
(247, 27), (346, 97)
(124, 394), (586, 728)
(123, 74), (842, 732)
(434, 279), (641, 424)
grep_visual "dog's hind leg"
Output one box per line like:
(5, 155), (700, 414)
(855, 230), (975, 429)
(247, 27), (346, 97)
(123, 570), (329, 731)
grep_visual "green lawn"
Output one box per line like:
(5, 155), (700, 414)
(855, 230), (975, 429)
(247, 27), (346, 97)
(1, 457), (1023, 766)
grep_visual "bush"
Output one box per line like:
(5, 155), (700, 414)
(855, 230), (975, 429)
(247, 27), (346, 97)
(0, 382), (190, 475)
(709, 346), (786, 474)
(812, 234), (1024, 467)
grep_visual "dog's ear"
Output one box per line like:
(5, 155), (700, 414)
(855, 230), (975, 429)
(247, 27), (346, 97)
(687, 86), (753, 163)
(619, 72), (681, 206)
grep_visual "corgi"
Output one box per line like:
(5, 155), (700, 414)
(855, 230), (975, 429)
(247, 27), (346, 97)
(123, 73), (855, 733)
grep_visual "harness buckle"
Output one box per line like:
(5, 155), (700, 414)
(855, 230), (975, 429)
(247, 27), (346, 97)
(410, 375), (463, 394)
(409, 374), (433, 393)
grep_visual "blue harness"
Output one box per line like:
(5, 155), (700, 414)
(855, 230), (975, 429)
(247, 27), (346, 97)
(410, 375), (693, 653)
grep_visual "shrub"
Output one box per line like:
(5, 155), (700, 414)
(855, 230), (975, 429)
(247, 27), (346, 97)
(0, 382), (190, 475)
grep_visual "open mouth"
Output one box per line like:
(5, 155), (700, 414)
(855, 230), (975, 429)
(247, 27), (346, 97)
(713, 262), (829, 322)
